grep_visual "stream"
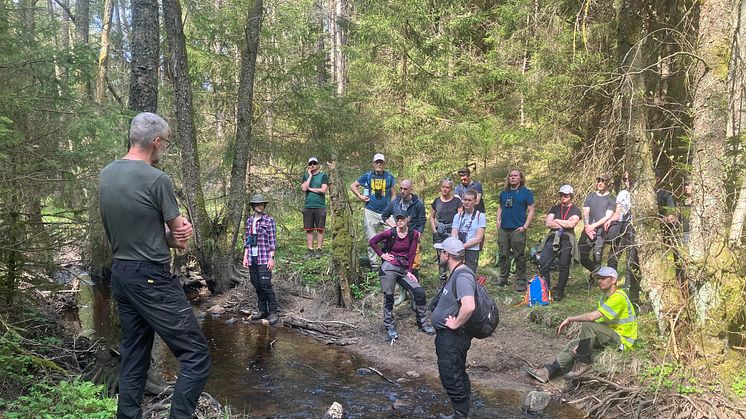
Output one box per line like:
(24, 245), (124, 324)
(63, 275), (583, 418)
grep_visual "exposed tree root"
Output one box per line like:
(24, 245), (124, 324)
(568, 375), (746, 418)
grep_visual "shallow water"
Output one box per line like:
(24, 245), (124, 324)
(68, 279), (582, 418)
(157, 315), (582, 418)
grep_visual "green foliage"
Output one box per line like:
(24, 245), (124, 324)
(639, 362), (702, 395)
(2, 379), (117, 418)
(732, 372), (746, 397)
(351, 270), (380, 299)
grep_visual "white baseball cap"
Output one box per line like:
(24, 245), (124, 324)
(434, 237), (465, 255)
(373, 153), (385, 162)
(592, 266), (618, 279)
(559, 185), (574, 195)
(308, 157), (319, 164)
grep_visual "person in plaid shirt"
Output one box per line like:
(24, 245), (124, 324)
(243, 194), (279, 325)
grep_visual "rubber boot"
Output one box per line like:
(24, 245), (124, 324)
(575, 338), (592, 364)
(439, 400), (470, 418)
(415, 305), (435, 335)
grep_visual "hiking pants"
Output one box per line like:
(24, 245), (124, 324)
(380, 262), (426, 330)
(249, 257), (278, 314)
(363, 208), (386, 269)
(436, 328), (472, 412)
(539, 236), (572, 292)
(111, 259), (211, 419)
(464, 250), (480, 275)
(579, 229), (605, 273)
(555, 322), (620, 370)
(497, 228), (527, 285)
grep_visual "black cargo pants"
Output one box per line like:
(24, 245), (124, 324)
(435, 328), (473, 413)
(111, 259), (211, 419)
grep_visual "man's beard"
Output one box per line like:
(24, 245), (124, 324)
(438, 254), (449, 268)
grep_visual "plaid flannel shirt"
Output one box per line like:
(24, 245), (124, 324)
(244, 213), (277, 266)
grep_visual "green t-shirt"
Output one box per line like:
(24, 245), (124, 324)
(99, 159), (180, 264)
(302, 171), (328, 209)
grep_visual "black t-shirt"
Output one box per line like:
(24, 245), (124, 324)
(547, 204), (581, 231)
(431, 196), (462, 225)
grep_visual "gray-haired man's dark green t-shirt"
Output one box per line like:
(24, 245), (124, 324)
(99, 159), (180, 264)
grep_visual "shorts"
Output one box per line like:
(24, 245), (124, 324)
(303, 207), (327, 231)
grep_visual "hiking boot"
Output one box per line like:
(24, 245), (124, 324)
(526, 366), (551, 383)
(303, 249), (315, 260)
(516, 283), (526, 293)
(553, 288), (564, 302)
(564, 362), (592, 380)
(387, 327), (399, 340)
(250, 311), (268, 321)
(266, 312), (280, 326)
(496, 278), (508, 286)
(314, 249), (322, 259)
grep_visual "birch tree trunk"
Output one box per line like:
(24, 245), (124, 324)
(334, 0), (346, 95)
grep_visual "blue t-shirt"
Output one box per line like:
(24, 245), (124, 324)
(452, 210), (487, 251)
(499, 187), (534, 229)
(357, 170), (396, 214)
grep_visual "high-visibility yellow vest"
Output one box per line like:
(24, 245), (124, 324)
(596, 288), (638, 349)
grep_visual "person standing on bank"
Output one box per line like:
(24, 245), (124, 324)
(243, 194), (279, 326)
(451, 190), (486, 274)
(369, 210), (435, 340)
(579, 173), (616, 276)
(538, 185), (582, 301)
(496, 169), (535, 293)
(431, 237), (476, 419)
(99, 112), (211, 419)
(605, 173), (641, 304)
(430, 178), (463, 281)
(454, 166), (485, 214)
(300, 157), (328, 259)
(350, 153), (396, 270)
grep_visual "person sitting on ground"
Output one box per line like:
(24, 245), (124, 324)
(451, 189), (486, 274)
(538, 185), (581, 302)
(300, 156), (329, 259)
(430, 178), (463, 281)
(243, 194), (280, 325)
(527, 267), (637, 383)
(369, 209), (436, 340)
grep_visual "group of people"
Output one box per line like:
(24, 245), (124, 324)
(98, 113), (639, 419)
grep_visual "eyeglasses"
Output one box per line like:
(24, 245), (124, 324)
(156, 137), (170, 149)
(308, 162), (318, 166)
(596, 178), (607, 183)
(374, 160), (385, 164)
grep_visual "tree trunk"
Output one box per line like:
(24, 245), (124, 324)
(326, 161), (358, 308)
(334, 0), (346, 95)
(617, 0), (686, 335)
(315, 0), (326, 86)
(688, 0), (743, 349)
(128, 0), (159, 113)
(162, 0), (211, 283)
(728, 0), (746, 246)
(196, 0), (263, 294)
(74, 0), (88, 43)
(95, 0), (114, 104)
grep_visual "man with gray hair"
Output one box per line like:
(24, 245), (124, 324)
(432, 237), (476, 419)
(99, 112), (211, 418)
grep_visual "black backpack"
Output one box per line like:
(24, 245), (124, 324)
(383, 227), (415, 253)
(451, 269), (500, 339)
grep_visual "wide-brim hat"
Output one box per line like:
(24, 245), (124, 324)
(250, 194), (269, 205)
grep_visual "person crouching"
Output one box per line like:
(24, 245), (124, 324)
(369, 209), (435, 340)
